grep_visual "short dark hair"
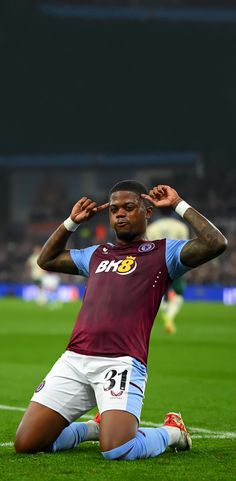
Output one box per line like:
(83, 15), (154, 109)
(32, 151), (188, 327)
(109, 180), (148, 197)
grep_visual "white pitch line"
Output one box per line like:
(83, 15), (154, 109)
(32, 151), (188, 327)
(0, 404), (235, 444)
(0, 404), (25, 412)
(191, 434), (236, 439)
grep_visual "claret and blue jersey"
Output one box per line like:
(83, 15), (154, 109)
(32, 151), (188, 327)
(67, 239), (191, 366)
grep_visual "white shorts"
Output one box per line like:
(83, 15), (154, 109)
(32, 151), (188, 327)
(31, 351), (147, 423)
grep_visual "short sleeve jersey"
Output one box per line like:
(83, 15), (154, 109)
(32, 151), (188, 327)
(67, 239), (191, 365)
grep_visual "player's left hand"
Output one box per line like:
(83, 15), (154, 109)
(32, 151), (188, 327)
(141, 185), (182, 208)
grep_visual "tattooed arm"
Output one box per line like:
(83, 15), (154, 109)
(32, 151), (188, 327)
(37, 197), (109, 274)
(142, 185), (227, 268)
(178, 207), (227, 267)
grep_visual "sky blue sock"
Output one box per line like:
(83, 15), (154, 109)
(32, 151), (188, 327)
(52, 422), (88, 452)
(102, 427), (169, 460)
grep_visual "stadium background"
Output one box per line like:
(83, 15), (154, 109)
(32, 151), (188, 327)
(0, 0), (236, 301)
(0, 2), (236, 481)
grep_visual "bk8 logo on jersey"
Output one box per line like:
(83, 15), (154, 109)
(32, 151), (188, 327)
(95, 256), (137, 275)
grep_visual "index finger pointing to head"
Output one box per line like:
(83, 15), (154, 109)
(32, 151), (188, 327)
(141, 194), (155, 203)
(97, 202), (109, 212)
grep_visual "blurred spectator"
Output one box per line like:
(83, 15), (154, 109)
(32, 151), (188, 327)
(186, 258), (222, 286)
(95, 223), (108, 243)
(30, 176), (68, 222)
(77, 226), (93, 248)
(222, 251), (236, 286)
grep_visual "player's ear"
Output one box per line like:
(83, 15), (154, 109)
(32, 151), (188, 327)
(145, 206), (153, 219)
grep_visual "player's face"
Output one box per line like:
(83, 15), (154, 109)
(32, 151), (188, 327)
(109, 191), (152, 242)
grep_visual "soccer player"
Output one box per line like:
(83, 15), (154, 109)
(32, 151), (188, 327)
(15, 182), (227, 460)
(26, 246), (61, 307)
(26, 246), (45, 305)
(147, 209), (190, 333)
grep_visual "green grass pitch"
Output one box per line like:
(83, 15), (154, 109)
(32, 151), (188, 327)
(0, 298), (236, 481)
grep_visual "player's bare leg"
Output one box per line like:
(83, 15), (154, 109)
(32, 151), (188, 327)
(14, 401), (68, 453)
(15, 401), (99, 454)
(98, 410), (191, 461)
(99, 410), (138, 452)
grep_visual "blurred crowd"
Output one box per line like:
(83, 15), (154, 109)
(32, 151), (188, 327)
(0, 164), (235, 287)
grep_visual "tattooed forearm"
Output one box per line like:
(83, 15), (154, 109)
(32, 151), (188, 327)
(37, 224), (78, 274)
(180, 207), (227, 268)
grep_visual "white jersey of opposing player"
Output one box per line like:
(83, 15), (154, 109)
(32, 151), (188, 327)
(41, 273), (61, 291)
(26, 253), (44, 282)
(147, 217), (189, 241)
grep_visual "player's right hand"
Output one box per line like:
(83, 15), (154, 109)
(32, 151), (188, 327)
(70, 197), (109, 224)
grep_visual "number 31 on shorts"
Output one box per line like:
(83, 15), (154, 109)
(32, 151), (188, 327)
(103, 369), (128, 392)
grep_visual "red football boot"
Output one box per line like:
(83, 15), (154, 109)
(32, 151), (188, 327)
(93, 412), (101, 424)
(164, 412), (192, 451)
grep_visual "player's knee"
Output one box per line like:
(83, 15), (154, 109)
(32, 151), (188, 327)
(101, 442), (124, 461)
(14, 432), (46, 454)
(100, 438), (121, 454)
(14, 434), (34, 454)
(100, 438), (136, 461)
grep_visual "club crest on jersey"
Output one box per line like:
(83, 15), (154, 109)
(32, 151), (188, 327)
(95, 256), (137, 275)
(138, 242), (155, 253)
